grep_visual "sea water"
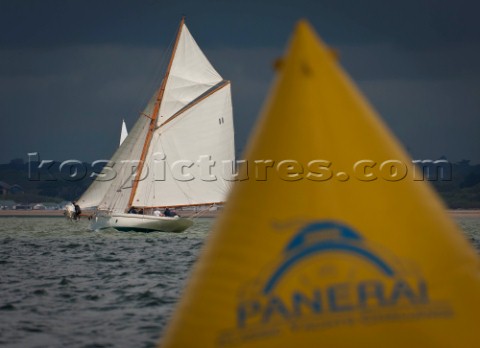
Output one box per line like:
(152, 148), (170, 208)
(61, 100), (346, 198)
(0, 216), (479, 348)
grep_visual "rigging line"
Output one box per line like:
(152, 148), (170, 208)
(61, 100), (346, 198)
(190, 204), (215, 221)
(131, 31), (177, 121)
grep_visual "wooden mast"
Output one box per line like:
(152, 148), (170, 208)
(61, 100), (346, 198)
(126, 16), (185, 210)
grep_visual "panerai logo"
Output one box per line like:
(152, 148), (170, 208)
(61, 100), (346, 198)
(217, 221), (453, 347)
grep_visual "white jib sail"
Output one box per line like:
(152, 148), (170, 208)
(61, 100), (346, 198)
(77, 96), (154, 210)
(119, 119), (128, 146)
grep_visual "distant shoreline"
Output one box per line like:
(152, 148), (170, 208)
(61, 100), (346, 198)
(448, 209), (480, 217)
(0, 209), (479, 218)
(0, 209), (220, 218)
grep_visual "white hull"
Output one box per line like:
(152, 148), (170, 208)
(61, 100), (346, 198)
(91, 211), (194, 233)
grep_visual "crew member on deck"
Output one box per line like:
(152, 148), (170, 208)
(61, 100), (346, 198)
(164, 207), (178, 217)
(72, 201), (81, 220)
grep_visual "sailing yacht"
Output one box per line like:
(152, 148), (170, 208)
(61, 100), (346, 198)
(77, 18), (235, 232)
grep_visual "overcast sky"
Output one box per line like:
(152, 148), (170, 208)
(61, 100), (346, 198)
(1, 0), (479, 164)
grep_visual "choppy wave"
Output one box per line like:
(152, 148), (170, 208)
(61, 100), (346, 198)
(0, 216), (479, 347)
(0, 217), (212, 348)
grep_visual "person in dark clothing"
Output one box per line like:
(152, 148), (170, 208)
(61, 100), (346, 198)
(164, 207), (174, 217)
(72, 201), (81, 220)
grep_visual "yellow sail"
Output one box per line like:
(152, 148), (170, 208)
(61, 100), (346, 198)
(160, 20), (480, 347)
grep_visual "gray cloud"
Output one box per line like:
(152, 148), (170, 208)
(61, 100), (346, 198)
(1, 0), (479, 164)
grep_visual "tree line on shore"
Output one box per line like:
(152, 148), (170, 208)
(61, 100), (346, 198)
(1, 158), (479, 208)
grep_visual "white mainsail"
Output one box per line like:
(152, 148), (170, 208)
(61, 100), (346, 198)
(119, 119), (128, 146)
(132, 82), (234, 207)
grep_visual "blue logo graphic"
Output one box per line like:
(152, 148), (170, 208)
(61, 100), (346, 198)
(263, 221), (395, 294)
